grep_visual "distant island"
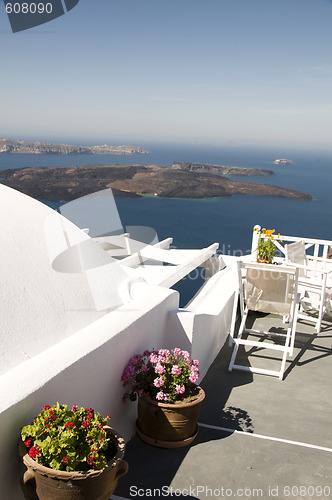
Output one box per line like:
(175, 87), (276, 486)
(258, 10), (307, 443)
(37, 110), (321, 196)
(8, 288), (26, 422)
(0, 138), (148, 155)
(172, 162), (273, 176)
(274, 159), (294, 165)
(0, 163), (312, 201)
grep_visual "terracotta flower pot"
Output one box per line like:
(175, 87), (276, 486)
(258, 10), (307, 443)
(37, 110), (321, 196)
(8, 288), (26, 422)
(136, 385), (205, 448)
(257, 257), (272, 264)
(20, 426), (128, 500)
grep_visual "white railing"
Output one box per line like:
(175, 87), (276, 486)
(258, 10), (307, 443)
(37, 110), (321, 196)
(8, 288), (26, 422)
(252, 225), (332, 268)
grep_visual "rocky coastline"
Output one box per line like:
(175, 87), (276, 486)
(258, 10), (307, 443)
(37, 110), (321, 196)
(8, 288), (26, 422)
(1, 163), (312, 201)
(0, 138), (148, 155)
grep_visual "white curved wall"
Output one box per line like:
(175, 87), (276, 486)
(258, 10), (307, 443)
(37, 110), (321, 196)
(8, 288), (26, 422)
(0, 185), (126, 376)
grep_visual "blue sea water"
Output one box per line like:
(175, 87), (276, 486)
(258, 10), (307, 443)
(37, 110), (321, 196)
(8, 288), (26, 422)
(1, 143), (331, 305)
(1, 143), (331, 255)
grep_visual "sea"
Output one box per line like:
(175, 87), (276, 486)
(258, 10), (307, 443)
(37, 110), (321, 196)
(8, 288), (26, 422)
(1, 142), (331, 304)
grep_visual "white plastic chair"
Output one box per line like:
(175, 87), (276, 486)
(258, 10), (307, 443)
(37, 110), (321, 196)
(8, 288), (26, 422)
(229, 262), (300, 380)
(285, 240), (331, 333)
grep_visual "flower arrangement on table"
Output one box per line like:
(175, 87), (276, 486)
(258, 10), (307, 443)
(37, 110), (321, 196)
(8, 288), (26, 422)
(21, 403), (112, 472)
(255, 227), (281, 264)
(121, 348), (200, 404)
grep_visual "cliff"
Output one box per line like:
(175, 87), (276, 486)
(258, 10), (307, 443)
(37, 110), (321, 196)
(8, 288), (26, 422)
(0, 138), (148, 155)
(0, 163), (312, 201)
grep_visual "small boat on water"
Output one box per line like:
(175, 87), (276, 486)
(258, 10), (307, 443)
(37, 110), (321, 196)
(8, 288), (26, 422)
(274, 158), (295, 165)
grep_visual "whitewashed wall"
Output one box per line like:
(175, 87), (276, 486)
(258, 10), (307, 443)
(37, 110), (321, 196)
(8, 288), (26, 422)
(0, 185), (122, 376)
(0, 284), (183, 500)
(0, 185), (235, 499)
(167, 262), (238, 382)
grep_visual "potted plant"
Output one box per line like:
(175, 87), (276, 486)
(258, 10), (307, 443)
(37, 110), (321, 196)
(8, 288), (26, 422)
(255, 227), (280, 263)
(20, 403), (128, 500)
(121, 348), (205, 448)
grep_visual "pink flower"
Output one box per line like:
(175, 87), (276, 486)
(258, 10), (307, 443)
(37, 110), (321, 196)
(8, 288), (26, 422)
(175, 385), (185, 394)
(189, 370), (199, 383)
(163, 393), (169, 401)
(154, 363), (165, 375)
(153, 376), (164, 388)
(171, 365), (182, 375)
(156, 391), (165, 401)
(191, 359), (199, 368)
(158, 349), (170, 356)
(150, 353), (159, 363)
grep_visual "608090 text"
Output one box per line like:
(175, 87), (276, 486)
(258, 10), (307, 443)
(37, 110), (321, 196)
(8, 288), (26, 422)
(5, 3), (53, 14)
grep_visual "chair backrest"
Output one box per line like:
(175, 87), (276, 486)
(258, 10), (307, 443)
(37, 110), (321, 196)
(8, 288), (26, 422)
(242, 263), (298, 316)
(285, 240), (306, 277)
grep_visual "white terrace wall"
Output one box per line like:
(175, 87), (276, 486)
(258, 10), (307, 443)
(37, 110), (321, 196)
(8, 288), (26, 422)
(0, 185), (187, 499)
(0, 284), (182, 500)
(0, 185), (236, 499)
(167, 261), (238, 382)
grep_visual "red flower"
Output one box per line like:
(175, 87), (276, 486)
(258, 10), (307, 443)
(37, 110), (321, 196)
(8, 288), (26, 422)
(87, 413), (93, 420)
(64, 422), (75, 428)
(24, 438), (32, 448)
(87, 456), (97, 468)
(72, 404), (78, 412)
(85, 408), (94, 413)
(29, 446), (40, 459)
(61, 456), (70, 463)
(42, 405), (51, 410)
(82, 420), (89, 428)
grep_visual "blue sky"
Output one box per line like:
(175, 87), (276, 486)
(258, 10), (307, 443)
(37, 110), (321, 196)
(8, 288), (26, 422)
(1, 0), (332, 149)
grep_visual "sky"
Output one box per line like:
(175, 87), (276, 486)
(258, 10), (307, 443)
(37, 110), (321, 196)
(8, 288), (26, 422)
(1, 0), (332, 149)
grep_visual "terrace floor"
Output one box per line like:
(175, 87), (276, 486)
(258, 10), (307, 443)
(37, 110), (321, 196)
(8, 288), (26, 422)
(113, 312), (332, 500)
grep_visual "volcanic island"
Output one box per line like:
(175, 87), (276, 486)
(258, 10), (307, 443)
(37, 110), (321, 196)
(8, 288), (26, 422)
(0, 161), (312, 201)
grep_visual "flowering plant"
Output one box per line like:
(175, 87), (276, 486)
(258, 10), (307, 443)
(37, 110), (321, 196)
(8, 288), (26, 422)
(121, 348), (200, 404)
(21, 403), (111, 472)
(255, 227), (280, 263)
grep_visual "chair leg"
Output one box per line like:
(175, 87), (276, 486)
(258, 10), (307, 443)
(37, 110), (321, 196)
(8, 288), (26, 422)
(228, 307), (248, 372)
(228, 289), (239, 347)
